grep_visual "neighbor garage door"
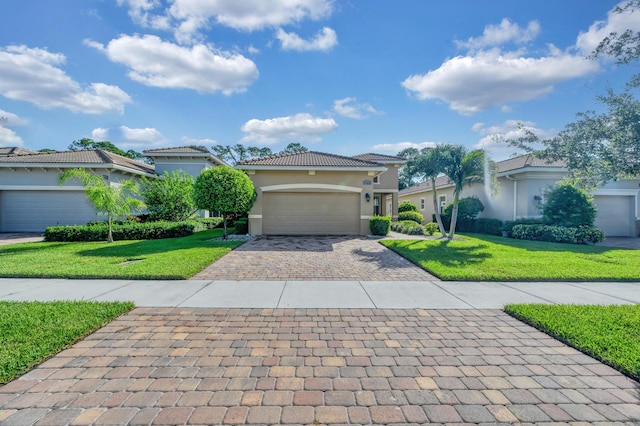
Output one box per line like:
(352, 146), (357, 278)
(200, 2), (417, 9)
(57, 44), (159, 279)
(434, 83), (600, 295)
(263, 192), (360, 235)
(593, 195), (634, 237)
(1, 191), (97, 232)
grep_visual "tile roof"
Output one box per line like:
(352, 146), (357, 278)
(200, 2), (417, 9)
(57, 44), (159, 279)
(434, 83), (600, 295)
(0, 147), (38, 156)
(352, 153), (406, 163)
(399, 175), (451, 196)
(143, 146), (211, 155)
(0, 149), (155, 175)
(237, 151), (385, 168)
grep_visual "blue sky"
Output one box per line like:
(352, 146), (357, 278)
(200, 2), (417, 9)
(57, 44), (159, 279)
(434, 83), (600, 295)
(1, 1), (639, 160)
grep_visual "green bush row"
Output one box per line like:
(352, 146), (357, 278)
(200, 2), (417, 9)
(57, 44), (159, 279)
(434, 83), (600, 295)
(511, 224), (605, 245)
(398, 201), (418, 213)
(197, 217), (224, 229)
(391, 220), (425, 235)
(370, 216), (391, 235)
(44, 220), (208, 242)
(398, 210), (424, 224)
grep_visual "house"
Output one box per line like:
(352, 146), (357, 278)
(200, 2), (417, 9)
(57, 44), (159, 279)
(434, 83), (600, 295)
(236, 151), (405, 235)
(0, 146), (225, 232)
(398, 154), (640, 237)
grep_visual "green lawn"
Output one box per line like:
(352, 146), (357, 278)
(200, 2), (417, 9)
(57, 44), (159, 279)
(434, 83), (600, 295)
(505, 304), (640, 381)
(0, 301), (134, 384)
(0, 229), (242, 279)
(381, 234), (640, 281)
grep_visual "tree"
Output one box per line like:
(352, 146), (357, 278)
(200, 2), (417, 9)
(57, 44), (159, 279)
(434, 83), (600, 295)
(211, 144), (273, 165)
(406, 146), (449, 237)
(439, 145), (486, 239)
(59, 169), (145, 243)
(141, 170), (196, 222)
(194, 167), (256, 239)
(591, 1), (640, 65)
(281, 142), (308, 154)
(542, 183), (597, 227)
(69, 138), (145, 162)
(397, 147), (422, 189)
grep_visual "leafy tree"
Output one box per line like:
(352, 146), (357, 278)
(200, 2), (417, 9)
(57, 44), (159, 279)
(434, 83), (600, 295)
(406, 146), (449, 237)
(542, 183), (597, 227)
(194, 167), (256, 239)
(591, 0), (640, 65)
(59, 169), (145, 243)
(37, 148), (56, 153)
(439, 145), (486, 239)
(442, 196), (484, 221)
(211, 144), (273, 165)
(281, 142), (308, 154)
(69, 138), (145, 162)
(141, 170), (196, 222)
(397, 147), (422, 189)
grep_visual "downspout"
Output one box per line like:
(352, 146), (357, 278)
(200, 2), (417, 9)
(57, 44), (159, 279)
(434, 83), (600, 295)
(505, 175), (517, 220)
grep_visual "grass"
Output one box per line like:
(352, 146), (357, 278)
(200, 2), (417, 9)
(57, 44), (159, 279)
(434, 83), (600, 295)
(381, 233), (640, 281)
(0, 229), (242, 279)
(505, 304), (640, 381)
(0, 301), (134, 384)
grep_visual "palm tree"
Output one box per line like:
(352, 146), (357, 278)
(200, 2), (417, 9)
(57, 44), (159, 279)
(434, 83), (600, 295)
(440, 145), (486, 239)
(408, 146), (448, 237)
(59, 169), (145, 243)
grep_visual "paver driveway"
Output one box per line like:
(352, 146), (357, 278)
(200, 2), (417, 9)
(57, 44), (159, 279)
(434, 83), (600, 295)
(1, 308), (639, 425)
(192, 236), (437, 281)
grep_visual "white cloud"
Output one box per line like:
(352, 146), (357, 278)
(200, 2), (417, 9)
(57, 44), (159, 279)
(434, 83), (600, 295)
(576, 1), (640, 57)
(0, 126), (23, 146)
(0, 109), (28, 127)
(116, 0), (171, 30)
(456, 19), (541, 50)
(0, 45), (131, 114)
(119, 125), (166, 148)
(402, 48), (599, 115)
(371, 141), (438, 154)
(86, 35), (258, 95)
(91, 127), (110, 141)
(276, 27), (337, 52)
(241, 113), (337, 144)
(471, 119), (551, 158)
(181, 136), (217, 145)
(333, 97), (381, 119)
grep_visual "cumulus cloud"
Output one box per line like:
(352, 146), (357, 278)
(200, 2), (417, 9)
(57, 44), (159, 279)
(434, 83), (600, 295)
(276, 27), (337, 51)
(471, 119), (551, 158)
(371, 141), (438, 153)
(0, 45), (131, 114)
(181, 136), (217, 145)
(90, 125), (167, 148)
(0, 109), (27, 145)
(456, 19), (541, 50)
(91, 127), (110, 141)
(86, 35), (258, 95)
(333, 97), (381, 119)
(402, 48), (599, 115)
(241, 113), (337, 144)
(576, 1), (640, 57)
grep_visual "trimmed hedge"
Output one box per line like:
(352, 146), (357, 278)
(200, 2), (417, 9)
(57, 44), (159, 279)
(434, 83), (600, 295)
(44, 220), (207, 242)
(398, 211), (424, 224)
(398, 201), (418, 213)
(502, 218), (544, 234)
(234, 218), (249, 234)
(511, 224), (605, 245)
(370, 216), (391, 235)
(197, 217), (224, 229)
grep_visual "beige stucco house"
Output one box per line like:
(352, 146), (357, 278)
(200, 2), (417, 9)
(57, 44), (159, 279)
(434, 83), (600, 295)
(236, 151), (405, 235)
(398, 154), (640, 237)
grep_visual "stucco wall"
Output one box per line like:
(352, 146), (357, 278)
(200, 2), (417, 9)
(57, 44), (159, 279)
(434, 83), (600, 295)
(153, 160), (211, 179)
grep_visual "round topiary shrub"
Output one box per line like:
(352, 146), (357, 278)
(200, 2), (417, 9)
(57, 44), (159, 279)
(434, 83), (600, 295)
(398, 201), (418, 213)
(543, 182), (597, 227)
(398, 210), (424, 224)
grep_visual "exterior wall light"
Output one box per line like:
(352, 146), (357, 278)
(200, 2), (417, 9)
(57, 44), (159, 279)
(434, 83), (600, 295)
(365, 192), (371, 202)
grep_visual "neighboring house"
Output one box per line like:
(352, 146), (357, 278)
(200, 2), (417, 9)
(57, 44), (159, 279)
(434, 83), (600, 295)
(398, 154), (640, 237)
(0, 149), (155, 232)
(236, 151), (403, 235)
(143, 146), (229, 175)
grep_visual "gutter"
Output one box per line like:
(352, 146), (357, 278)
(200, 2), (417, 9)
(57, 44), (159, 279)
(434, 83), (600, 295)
(504, 174), (517, 220)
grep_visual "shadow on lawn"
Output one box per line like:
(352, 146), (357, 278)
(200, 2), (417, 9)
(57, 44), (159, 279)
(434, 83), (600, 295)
(388, 238), (492, 268)
(76, 237), (242, 258)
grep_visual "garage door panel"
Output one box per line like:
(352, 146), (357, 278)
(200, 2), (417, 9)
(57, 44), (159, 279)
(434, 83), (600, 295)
(593, 195), (634, 237)
(263, 192), (360, 235)
(1, 191), (97, 232)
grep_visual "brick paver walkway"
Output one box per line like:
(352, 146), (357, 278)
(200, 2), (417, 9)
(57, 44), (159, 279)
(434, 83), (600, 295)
(192, 236), (437, 281)
(1, 308), (638, 425)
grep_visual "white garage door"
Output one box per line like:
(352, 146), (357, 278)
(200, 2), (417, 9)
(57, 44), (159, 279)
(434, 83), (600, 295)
(593, 195), (634, 237)
(263, 192), (360, 235)
(1, 191), (97, 232)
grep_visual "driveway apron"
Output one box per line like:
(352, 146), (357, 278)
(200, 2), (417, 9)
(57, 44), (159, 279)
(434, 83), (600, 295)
(192, 235), (437, 281)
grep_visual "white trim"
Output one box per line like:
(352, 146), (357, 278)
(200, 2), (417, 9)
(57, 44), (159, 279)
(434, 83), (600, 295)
(0, 163), (156, 178)
(261, 183), (363, 193)
(0, 186), (85, 191)
(374, 189), (398, 193)
(248, 214), (262, 219)
(238, 165), (387, 172)
(360, 215), (372, 219)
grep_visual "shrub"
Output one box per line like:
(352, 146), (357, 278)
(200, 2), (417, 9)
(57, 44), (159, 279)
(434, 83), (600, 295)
(398, 211), (424, 224)
(474, 218), (504, 236)
(370, 216), (391, 235)
(502, 218), (544, 234)
(424, 222), (439, 236)
(543, 182), (597, 227)
(196, 217), (224, 229)
(44, 220), (206, 242)
(442, 196), (484, 221)
(398, 201), (418, 213)
(390, 220), (425, 235)
(234, 218), (249, 234)
(141, 170), (196, 222)
(511, 224), (605, 245)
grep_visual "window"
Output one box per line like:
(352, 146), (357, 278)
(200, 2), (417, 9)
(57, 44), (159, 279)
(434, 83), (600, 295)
(373, 175), (380, 184)
(439, 195), (447, 214)
(420, 198), (425, 210)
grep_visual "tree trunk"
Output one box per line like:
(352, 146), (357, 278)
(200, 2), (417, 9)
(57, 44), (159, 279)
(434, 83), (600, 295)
(107, 216), (114, 243)
(448, 193), (460, 239)
(431, 178), (447, 238)
(222, 214), (228, 240)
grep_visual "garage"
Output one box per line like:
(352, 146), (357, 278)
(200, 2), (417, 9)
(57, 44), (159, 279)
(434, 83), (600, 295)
(0, 191), (97, 232)
(263, 192), (360, 235)
(593, 195), (635, 237)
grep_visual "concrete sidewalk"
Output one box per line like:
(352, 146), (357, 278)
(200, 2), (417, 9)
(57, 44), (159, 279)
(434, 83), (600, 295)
(1, 278), (639, 308)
